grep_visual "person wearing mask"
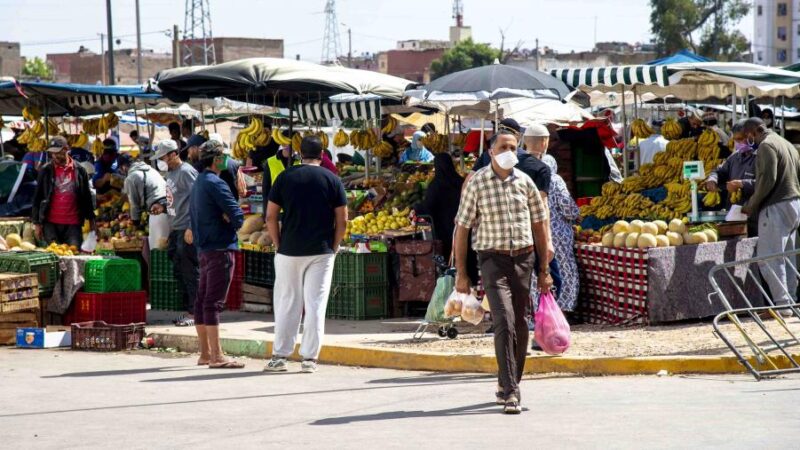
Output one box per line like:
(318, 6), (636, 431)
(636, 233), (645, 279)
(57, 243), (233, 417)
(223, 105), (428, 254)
(262, 137), (299, 207)
(264, 136), (347, 374)
(399, 131), (434, 164)
(169, 122), (186, 154)
(183, 133), (207, 169)
(413, 153), (464, 259)
(92, 139), (121, 195)
(761, 109), (775, 130)
(150, 140), (200, 327)
(118, 153), (167, 225)
(742, 118), (800, 316)
(31, 136), (96, 246)
(705, 120), (758, 236)
(189, 140), (245, 369)
(207, 134), (246, 201)
(680, 109), (704, 139)
(539, 154), (580, 313)
(453, 129), (552, 414)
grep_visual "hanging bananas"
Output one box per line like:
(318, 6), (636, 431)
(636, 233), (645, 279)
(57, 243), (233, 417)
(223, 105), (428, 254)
(662, 118), (683, 140)
(631, 118), (654, 140)
(271, 127), (291, 146)
(333, 129), (349, 147)
(22, 105), (42, 122)
(372, 140), (394, 158)
(381, 115), (398, 135)
(91, 138), (104, 156)
(291, 132), (303, 152)
(317, 131), (329, 149)
(703, 191), (721, 207)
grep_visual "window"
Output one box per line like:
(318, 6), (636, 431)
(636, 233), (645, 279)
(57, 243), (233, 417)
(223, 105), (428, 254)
(757, 5), (762, 15)
(778, 49), (788, 63)
(778, 2), (788, 16)
(758, 51), (764, 61)
(797, 48), (800, 59)
(779, 26), (788, 41)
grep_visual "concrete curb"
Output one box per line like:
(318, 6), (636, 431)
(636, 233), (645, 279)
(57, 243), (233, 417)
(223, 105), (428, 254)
(149, 332), (792, 376)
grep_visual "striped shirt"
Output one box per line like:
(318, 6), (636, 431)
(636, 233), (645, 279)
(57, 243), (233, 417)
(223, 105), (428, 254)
(455, 166), (547, 251)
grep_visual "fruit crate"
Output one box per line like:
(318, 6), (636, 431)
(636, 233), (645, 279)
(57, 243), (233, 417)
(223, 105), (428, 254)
(0, 251), (59, 297)
(244, 250), (274, 287)
(64, 291), (147, 325)
(327, 283), (388, 320)
(150, 279), (185, 311)
(332, 253), (388, 286)
(150, 249), (175, 281)
(83, 258), (142, 293)
(71, 321), (146, 352)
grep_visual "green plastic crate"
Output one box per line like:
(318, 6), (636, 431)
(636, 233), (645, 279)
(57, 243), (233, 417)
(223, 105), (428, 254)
(150, 279), (185, 311)
(84, 258), (142, 293)
(0, 251), (58, 297)
(150, 249), (175, 281)
(327, 283), (388, 320)
(244, 250), (274, 287)
(96, 248), (116, 256)
(332, 253), (388, 286)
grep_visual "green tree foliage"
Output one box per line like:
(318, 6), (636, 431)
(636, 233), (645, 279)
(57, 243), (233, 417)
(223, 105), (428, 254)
(430, 38), (501, 80)
(22, 57), (54, 80)
(650, 0), (750, 61)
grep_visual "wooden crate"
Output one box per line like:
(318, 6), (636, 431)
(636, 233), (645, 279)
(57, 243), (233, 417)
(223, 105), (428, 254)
(0, 273), (38, 290)
(0, 310), (39, 345)
(243, 284), (272, 305)
(1, 297), (40, 314)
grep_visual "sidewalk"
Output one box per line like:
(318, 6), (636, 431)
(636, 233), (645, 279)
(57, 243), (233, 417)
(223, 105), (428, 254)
(147, 310), (800, 376)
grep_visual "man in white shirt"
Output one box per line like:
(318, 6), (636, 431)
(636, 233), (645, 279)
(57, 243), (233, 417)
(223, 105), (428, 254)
(638, 119), (669, 165)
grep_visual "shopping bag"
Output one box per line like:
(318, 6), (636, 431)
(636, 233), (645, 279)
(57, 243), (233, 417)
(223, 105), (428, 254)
(81, 231), (97, 253)
(534, 291), (571, 355)
(148, 213), (171, 250)
(425, 274), (454, 323)
(445, 290), (484, 325)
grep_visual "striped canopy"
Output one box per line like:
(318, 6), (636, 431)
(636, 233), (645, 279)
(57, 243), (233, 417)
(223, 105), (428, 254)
(294, 99), (381, 122)
(550, 65), (671, 89)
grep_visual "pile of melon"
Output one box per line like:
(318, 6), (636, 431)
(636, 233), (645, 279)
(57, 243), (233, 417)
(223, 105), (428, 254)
(600, 219), (718, 249)
(0, 224), (38, 252)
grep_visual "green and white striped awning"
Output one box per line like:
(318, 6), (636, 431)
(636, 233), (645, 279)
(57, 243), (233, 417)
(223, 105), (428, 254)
(550, 65), (671, 89)
(294, 99), (381, 122)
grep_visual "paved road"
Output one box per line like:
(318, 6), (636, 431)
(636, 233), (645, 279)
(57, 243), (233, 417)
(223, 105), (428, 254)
(1, 348), (798, 449)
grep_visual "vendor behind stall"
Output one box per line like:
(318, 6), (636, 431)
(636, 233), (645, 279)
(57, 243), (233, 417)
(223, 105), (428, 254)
(92, 139), (121, 195)
(399, 131), (434, 164)
(262, 141), (299, 210)
(31, 136), (96, 246)
(119, 153), (167, 225)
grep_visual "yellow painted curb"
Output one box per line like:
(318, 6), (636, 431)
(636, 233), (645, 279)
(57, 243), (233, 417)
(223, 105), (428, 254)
(148, 332), (800, 376)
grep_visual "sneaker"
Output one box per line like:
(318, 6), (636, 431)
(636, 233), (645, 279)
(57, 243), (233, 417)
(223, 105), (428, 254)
(301, 359), (318, 373)
(504, 395), (522, 414)
(495, 385), (505, 405)
(264, 356), (288, 372)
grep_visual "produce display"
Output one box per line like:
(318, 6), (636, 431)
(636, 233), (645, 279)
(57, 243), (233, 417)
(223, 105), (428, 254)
(584, 218), (718, 248)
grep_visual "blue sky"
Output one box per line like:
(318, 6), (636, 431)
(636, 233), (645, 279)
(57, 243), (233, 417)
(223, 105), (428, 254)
(2, 0), (753, 62)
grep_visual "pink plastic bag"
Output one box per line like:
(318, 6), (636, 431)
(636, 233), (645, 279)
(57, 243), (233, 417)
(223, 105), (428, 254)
(534, 291), (571, 355)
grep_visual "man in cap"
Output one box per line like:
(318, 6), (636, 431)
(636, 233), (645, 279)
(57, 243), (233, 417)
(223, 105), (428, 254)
(92, 138), (121, 195)
(150, 140), (200, 326)
(118, 153), (167, 227)
(188, 139), (245, 368)
(31, 136), (96, 247)
(206, 133), (246, 201)
(703, 111), (731, 147)
(181, 133), (208, 170)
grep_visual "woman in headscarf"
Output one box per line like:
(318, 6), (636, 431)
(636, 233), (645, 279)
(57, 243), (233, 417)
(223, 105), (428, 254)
(413, 153), (463, 259)
(399, 131), (434, 164)
(538, 154), (580, 312)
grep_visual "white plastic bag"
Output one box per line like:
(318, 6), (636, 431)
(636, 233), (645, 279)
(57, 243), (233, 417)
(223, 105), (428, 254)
(148, 213), (171, 250)
(81, 231), (97, 253)
(445, 290), (484, 325)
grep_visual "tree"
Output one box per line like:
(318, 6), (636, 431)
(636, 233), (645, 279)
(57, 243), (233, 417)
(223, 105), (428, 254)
(22, 57), (54, 81)
(430, 38), (501, 80)
(649, 0), (750, 61)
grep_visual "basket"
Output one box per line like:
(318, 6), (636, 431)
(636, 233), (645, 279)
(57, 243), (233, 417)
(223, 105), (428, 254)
(0, 251), (59, 297)
(244, 250), (275, 287)
(327, 283), (388, 320)
(150, 279), (185, 311)
(70, 321), (145, 352)
(84, 258), (142, 293)
(65, 291), (147, 325)
(332, 253), (388, 286)
(150, 249), (174, 281)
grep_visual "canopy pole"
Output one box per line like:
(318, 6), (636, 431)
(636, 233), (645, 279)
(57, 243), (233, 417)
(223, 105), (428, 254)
(620, 85), (628, 178)
(211, 107), (218, 133)
(132, 98), (140, 137)
(781, 96), (786, 137)
(494, 100), (498, 133)
(200, 108), (206, 132)
(458, 115), (465, 172)
(478, 118), (485, 157)
(731, 84), (737, 124)
(632, 86), (640, 170)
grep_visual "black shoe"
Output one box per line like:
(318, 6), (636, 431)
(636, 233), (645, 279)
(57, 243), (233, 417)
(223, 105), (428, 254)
(531, 341), (542, 351)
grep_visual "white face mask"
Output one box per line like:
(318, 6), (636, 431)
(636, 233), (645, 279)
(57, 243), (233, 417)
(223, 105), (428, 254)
(156, 159), (169, 172)
(494, 150), (518, 170)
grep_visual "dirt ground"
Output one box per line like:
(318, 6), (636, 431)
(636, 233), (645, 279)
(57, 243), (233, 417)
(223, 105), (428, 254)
(368, 315), (800, 358)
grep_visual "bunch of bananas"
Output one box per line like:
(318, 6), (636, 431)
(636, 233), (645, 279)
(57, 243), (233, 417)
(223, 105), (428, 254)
(452, 133), (467, 147)
(631, 118), (654, 139)
(333, 129), (349, 147)
(663, 138), (698, 160)
(704, 158), (723, 175)
(91, 138), (104, 156)
(601, 181), (622, 197)
(730, 190), (743, 204)
(420, 133), (448, 153)
(660, 181), (692, 214)
(22, 105), (42, 122)
(372, 140), (394, 158)
(46, 118), (60, 135)
(82, 113), (118, 136)
(17, 120), (48, 150)
(235, 117), (265, 154)
(271, 127), (291, 146)
(703, 190), (721, 207)
(27, 137), (47, 151)
(381, 116), (398, 134)
(350, 129), (379, 150)
(66, 132), (89, 148)
(662, 118), (683, 140)
(291, 132), (303, 152)
(697, 129), (720, 167)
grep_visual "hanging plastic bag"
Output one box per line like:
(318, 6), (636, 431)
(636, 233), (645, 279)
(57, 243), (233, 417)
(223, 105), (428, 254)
(443, 289), (463, 318)
(148, 213), (171, 250)
(445, 290), (483, 325)
(534, 291), (571, 355)
(81, 231), (97, 253)
(425, 274), (454, 323)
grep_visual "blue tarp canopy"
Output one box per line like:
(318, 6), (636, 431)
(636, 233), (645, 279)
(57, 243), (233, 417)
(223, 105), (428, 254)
(647, 50), (712, 66)
(0, 80), (163, 116)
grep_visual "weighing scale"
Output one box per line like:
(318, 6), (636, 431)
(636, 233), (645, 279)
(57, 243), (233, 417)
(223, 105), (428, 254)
(683, 161), (705, 223)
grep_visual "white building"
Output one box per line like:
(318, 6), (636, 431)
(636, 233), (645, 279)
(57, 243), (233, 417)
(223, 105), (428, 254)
(753, 0), (800, 66)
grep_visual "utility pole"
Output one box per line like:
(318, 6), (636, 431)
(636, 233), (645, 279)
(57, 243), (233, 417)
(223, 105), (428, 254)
(172, 25), (180, 68)
(535, 38), (540, 71)
(135, 0), (142, 83)
(105, 0), (115, 84)
(99, 33), (106, 84)
(321, 0), (342, 64)
(347, 27), (352, 67)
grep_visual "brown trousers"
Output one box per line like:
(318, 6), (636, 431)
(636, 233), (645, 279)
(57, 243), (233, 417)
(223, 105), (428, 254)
(479, 250), (535, 399)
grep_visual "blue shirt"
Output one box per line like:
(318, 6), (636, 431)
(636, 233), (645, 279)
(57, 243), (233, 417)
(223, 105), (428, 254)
(400, 146), (434, 164)
(92, 158), (118, 183)
(190, 170), (245, 253)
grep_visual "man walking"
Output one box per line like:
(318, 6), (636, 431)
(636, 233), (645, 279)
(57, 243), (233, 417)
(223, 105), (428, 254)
(453, 129), (553, 414)
(742, 118), (800, 315)
(31, 136), (96, 247)
(190, 140), (245, 368)
(264, 136), (347, 373)
(150, 140), (199, 326)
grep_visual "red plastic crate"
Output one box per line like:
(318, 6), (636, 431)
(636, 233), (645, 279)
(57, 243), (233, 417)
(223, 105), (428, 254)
(233, 251), (244, 279)
(65, 291), (147, 325)
(226, 276), (243, 311)
(576, 197), (594, 207)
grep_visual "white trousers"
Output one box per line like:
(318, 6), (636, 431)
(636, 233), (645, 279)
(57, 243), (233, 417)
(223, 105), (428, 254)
(272, 253), (336, 360)
(757, 199), (800, 306)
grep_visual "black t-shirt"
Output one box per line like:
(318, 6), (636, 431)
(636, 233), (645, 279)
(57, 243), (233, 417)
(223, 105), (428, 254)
(268, 165), (347, 256)
(472, 149), (551, 194)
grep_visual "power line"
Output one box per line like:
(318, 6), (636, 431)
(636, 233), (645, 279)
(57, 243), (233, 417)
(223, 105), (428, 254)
(21, 30), (170, 47)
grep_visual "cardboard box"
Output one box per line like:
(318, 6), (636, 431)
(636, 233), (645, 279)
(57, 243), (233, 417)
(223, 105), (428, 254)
(15, 326), (71, 349)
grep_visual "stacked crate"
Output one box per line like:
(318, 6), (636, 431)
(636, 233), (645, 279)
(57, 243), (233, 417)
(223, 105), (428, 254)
(242, 250), (274, 313)
(65, 258), (146, 325)
(0, 273), (41, 344)
(327, 253), (389, 320)
(150, 249), (243, 311)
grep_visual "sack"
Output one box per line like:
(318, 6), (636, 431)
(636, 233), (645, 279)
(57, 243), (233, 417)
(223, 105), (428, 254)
(81, 231), (97, 253)
(396, 240), (441, 303)
(445, 290), (484, 325)
(425, 274), (454, 323)
(534, 291), (571, 355)
(148, 213), (171, 250)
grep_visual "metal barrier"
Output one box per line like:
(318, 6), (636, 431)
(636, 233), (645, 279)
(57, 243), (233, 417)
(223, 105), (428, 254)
(709, 248), (800, 380)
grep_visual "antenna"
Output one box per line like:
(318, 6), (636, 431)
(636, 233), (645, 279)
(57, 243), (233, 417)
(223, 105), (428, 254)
(182, 0), (216, 66)
(453, 0), (464, 27)
(321, 0), (342, 64)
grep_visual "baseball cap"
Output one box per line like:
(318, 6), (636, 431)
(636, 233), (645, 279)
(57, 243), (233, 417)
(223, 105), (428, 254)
(182, 133), (207, 152)
(523, 123), (549, 137)
(207, 133), (232, 155)
(151, 140), (178, 160)
(199, 139), (225, 160)
(46, 136), (69, 153)
(498, 118), (522, 135)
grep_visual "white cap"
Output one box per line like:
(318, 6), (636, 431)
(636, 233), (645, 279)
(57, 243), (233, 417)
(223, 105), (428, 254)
(523, 123), (549, 137)
(151, 140), (178, 160)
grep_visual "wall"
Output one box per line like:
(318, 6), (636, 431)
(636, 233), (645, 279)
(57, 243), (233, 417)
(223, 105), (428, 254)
(0, 42), (21, 77)
(180, 37), (284, 65)
(67, 49), (173, 84)
(379, 48), (444, 84)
